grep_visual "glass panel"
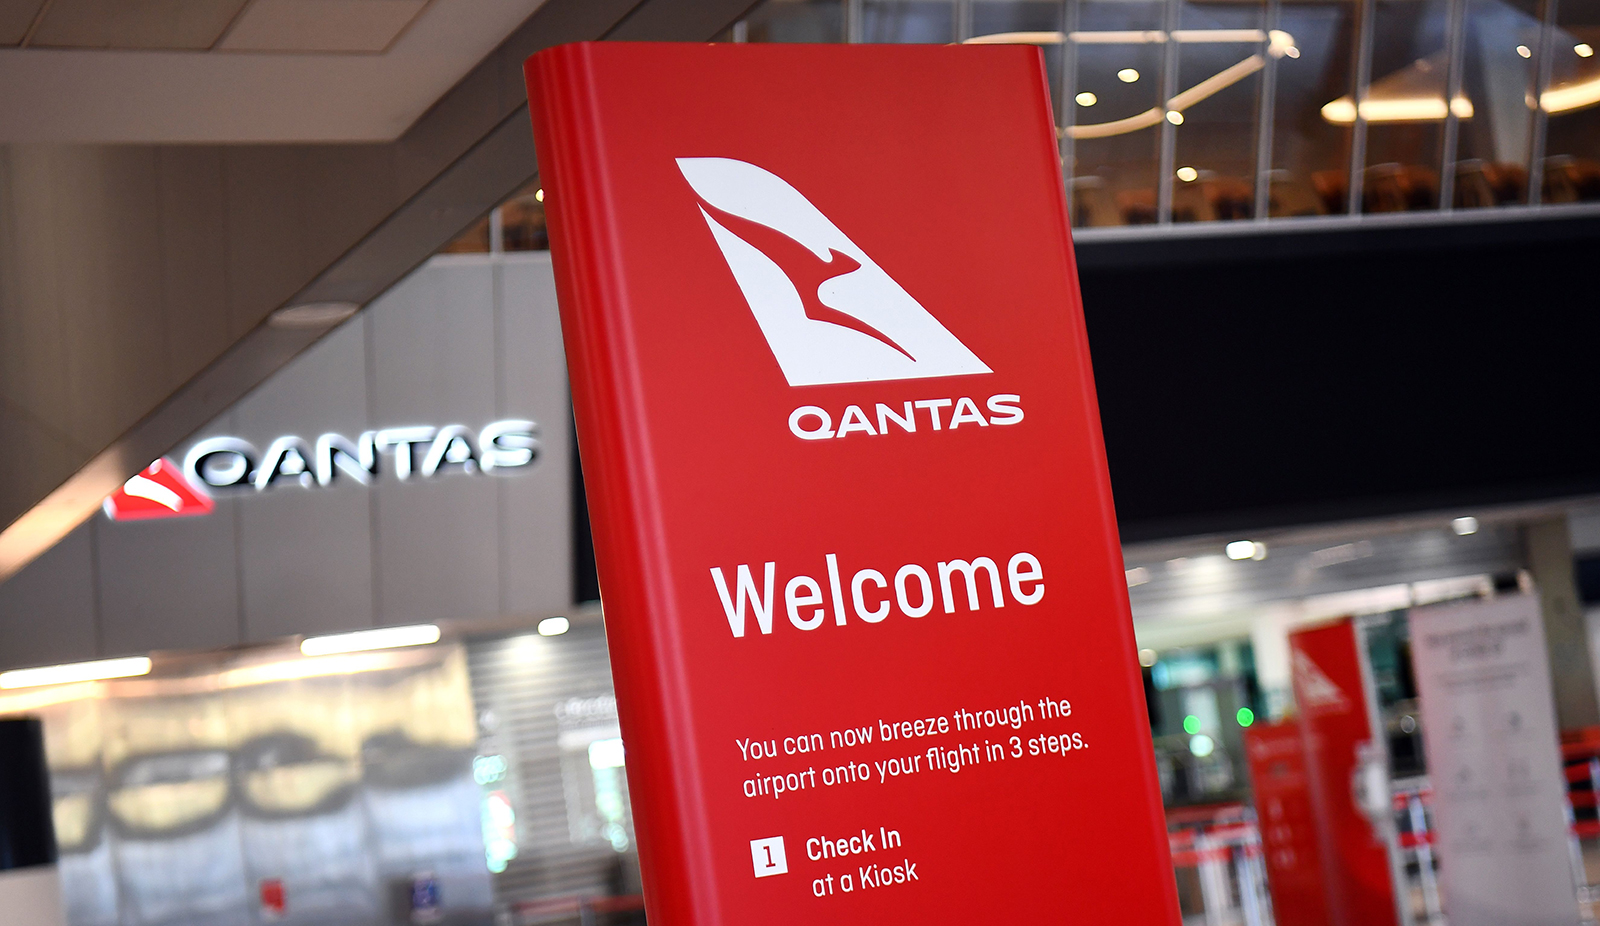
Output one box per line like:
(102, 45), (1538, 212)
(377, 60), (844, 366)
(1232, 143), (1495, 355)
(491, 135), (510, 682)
(862, 0), (957, 43)
(1453, 0), (1541, 207)
(501, 184), (548, 252)
(742, 0), (846, 43)
(440, 216), (490, 254)
(1359, 0), (1452, 212)
(1543, 0), (1600, 203)
(1270, 2), (1357, 216)
(972, 0), (1064, 37)
(1068, 1), (1169, 226)
(719, 0), (1597, 220)
(1170, 2), (1269, 222)
(972, 2), (1069, 114)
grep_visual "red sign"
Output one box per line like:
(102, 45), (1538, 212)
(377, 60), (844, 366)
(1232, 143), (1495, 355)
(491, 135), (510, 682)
(259, 878), (286, 918)
(526, 42), (1179, 926)
(102, 458), (214, 521)
(1288, 620), (1400, 926)
(1245, 719), (1331, 926)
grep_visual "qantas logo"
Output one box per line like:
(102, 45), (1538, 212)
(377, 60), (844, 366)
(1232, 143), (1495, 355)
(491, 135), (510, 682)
(103, 458), (214, 521)
(1292, 649), (1351, 714)
(677, 157), (990, 387)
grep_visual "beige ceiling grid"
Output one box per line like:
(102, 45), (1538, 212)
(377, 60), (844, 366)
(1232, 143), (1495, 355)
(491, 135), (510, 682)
(3, 0), (433, 53)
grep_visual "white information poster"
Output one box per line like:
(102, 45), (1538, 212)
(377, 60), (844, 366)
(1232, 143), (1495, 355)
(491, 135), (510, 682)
(1410, 594), (1581, 926)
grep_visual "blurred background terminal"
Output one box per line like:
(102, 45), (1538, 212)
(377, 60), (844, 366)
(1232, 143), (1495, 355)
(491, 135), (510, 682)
(2, 0), (1600, 923)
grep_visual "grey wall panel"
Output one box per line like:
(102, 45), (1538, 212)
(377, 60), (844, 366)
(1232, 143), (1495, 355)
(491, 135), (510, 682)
(95, 500), (241, 656)
(369, 260), (502, 626)
(368, 260), (498, 424)
(374, 476), (503, 626)
(238, 485), (377, 641)
(231, 320), (376, 641)
(0, 523), (96, 670)
(498, 255), (572, 616)
(156, 147), (234, 388)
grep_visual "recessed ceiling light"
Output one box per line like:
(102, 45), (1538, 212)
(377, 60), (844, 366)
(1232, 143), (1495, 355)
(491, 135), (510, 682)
(1226, 540), (1257, 560)
(534, 188), (545, 202)
(1076, 91), (1098, 106)
(1138, 648), (1157, 667)
(268, 302), (359, 330)
(1451, 516), (1480, 536)
(1166, 110), (1185, 125)
(1176, 166), (1198, 182)
(1517, 44), (1532, 58)
(538, 616), (570, 636)
(1117, 68), (1140, 83)
(1578, 43), (1595, 58)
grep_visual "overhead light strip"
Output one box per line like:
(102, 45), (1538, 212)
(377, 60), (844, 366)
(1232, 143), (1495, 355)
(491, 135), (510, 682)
(300, 623), (441, 656)
(1068, 55), (1267, 139)
(964, 29), (1282, 46)
(0, 656), (153, 690)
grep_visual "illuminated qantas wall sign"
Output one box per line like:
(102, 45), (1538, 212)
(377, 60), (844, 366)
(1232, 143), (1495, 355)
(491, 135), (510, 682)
(184, 420), (539, 492)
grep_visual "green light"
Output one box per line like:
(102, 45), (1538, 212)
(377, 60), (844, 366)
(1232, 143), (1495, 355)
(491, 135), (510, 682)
(1182, 715), (1201, 735)
(1237, 707), (1255, 727)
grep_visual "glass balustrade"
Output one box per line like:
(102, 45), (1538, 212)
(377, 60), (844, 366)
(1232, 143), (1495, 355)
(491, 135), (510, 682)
(711, 0), (1600, 230)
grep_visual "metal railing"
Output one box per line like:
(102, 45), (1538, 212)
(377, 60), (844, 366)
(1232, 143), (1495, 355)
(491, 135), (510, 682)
(731, 0), (1600, 235)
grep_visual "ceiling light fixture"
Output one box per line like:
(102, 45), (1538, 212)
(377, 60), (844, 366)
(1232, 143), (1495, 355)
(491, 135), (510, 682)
(0, 656), (152, 690)
(538, 617), (570, 636)
(1541, 75), (1600, 113)
(300, 623), (440, 656)
(1176, 166), (1198, 182)
(1451, 516), (1480, 536)
(1076, 91), (1098, 106)
(1577, 43), (1594, 58)
(268, 302), (359, 330)
(1517, 44), (1532, 58)
(1070, 55), (1264, 139)
(965, 29), (1288, 47)
(1118, 68), (1141, 83)
(1321, 95), (1474, 123)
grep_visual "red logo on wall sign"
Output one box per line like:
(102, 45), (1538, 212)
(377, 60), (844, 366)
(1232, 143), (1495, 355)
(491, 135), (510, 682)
(259, 878), (287, 919)
(102, 458), (214, 521)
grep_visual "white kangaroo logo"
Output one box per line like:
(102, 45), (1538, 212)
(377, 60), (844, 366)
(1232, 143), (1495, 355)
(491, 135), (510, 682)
(678, 157), (991, 387)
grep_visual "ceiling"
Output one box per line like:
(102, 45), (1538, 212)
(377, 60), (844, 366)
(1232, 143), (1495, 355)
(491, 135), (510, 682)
(0, 0), (548, 142)
(6, 0), (431, 53)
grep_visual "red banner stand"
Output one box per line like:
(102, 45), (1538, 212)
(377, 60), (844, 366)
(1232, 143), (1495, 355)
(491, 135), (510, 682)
(1288, 619), (1403, 926)
(526, 42), (1181, 926)
(1245, 719), (1332, 926)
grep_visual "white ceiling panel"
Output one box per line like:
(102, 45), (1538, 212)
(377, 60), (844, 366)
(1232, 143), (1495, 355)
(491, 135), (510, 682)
(0, 0), (546, 142)
(30, 0), (248, 49)
(220, 0), (428, 53)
